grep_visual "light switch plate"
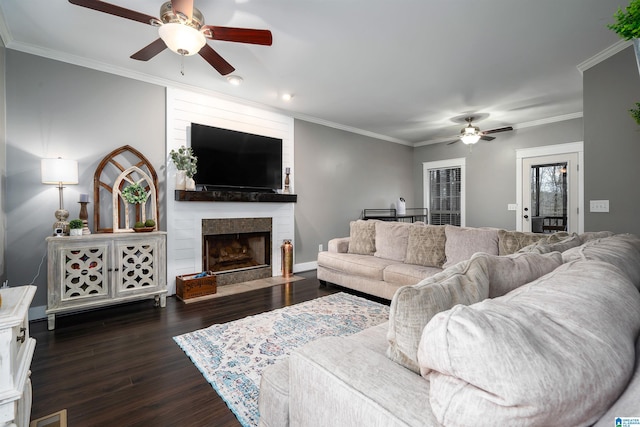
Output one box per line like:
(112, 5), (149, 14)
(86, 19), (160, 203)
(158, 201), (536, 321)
(590, 200), (609, 212)
(507, 204), (517, 211)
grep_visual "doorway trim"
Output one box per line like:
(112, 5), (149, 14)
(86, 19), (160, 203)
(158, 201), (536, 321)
(515, 142), (584, 233)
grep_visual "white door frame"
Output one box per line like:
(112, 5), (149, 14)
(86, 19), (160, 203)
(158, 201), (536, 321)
(515, 142), (584, 233)
(423, 158), (466, 227)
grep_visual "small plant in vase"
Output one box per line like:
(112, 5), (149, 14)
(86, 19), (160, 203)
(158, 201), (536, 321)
(170, 146), (198, 191)
(630, 102), (640, 125)
(69, 219), (84, 236)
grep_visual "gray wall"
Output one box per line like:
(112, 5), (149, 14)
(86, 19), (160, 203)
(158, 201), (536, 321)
(412, 118), (584, 230)
(584, 45), (640, 235)
(5, 50), (165, 307)
(294, 120), (414, 263)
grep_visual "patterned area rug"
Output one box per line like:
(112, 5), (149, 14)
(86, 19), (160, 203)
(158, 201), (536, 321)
(173, 292), (390, 427)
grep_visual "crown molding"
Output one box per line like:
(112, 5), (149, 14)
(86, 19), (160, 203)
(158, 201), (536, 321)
(577, 39), (632, 74)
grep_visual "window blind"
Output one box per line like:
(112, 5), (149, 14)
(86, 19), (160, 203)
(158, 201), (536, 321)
(429, 167), (461, 226)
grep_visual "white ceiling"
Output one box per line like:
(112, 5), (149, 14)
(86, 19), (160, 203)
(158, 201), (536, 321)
(0, 0), (629, 145)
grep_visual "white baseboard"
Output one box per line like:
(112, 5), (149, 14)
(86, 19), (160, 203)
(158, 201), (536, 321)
(294, 261), (317, 273)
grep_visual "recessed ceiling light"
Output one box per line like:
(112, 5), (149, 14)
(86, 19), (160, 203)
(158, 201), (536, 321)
(227, 75), (243, 86)
(281, 93), (293, 101)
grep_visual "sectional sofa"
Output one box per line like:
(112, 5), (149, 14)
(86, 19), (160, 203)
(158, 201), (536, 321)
(316, 220), (584, 300)
(259, 225), (640, 426)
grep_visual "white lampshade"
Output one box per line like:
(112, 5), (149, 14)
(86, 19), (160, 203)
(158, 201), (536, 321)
(41, 158), (79, 184)
(158, 23), (206, 56)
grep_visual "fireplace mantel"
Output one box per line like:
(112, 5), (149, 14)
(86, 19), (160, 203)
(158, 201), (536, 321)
(175, 190), (297, 203)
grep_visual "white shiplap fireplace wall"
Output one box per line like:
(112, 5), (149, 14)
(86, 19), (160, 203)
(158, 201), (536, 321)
(166, 87), (295, 295)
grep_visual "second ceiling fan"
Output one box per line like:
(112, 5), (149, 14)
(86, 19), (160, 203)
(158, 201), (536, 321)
(68, 0), (273, 76)
(447, 117), (513, 145)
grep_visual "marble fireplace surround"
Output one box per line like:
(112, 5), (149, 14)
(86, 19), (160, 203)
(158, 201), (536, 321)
(202, 217), (272, 287)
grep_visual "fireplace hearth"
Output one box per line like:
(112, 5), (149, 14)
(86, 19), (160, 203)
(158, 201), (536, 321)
(202, 218), (272, 286)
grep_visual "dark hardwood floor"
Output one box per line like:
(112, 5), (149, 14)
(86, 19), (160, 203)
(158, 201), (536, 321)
(29, 271), (344, 427)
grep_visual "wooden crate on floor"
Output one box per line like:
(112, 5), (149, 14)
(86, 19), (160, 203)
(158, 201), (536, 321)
(176, 273), (217, 302)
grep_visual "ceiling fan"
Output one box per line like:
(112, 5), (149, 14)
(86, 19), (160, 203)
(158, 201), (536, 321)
(447, 117), (513, 145)
(68, 0), (273, 76)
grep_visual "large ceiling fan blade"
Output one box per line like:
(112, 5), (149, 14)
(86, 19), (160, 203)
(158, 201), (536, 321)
(446, 139), (460, 145)
(131, 39), (167, 61)
(483, 126), (513, 135)
(480, 135), (496, 142)
(199, 44), (235, 75)
(68, 0), (157, 25)
(203, 26), (273, 46)
(171, 0), (193, 21)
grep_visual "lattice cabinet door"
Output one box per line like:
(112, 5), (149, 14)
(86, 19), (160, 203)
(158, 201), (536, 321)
(114, 236), (164, 296)
(47, 240), (111, 307)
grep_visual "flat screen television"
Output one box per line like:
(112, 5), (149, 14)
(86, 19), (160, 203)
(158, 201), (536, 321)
(190, 123), (283, 192)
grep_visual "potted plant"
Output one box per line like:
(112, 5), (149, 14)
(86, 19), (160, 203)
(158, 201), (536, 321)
(69, 219), (84, 236)
(608, 0), (640, 40)
(170, 146), (198, 191)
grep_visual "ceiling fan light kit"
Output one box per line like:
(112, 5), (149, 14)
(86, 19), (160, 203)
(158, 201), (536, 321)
(158, 23), (206, 56)
(460, 124), (481, 145)
(447, 116), (514, 146)
(68, 0), (273, 76)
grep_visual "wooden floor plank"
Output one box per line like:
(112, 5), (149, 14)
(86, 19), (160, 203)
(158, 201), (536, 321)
(29, 271), (341, 427)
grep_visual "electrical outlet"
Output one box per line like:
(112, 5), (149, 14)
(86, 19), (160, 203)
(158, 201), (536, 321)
(318, 244), (323, 252)
(590, 200), (609, 213)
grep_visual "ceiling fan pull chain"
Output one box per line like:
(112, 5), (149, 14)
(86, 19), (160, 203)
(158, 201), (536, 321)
(181, 54), (185, 76)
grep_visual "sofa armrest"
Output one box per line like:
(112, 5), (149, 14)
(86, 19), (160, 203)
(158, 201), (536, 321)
(328, 237), (350, 253)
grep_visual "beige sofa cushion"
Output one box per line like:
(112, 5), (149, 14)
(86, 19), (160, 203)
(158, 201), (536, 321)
(562, 234), (640, 289)
(418, 260), (640, 426)
(382, 263), (443, 287)
(347, 220), (377, 255)
(374, 221), (411, 262)
(442, 226), (499, 268)
(317, 251), (398, 281)
(498, 230), (571, 255)
(387, 251), (562, 373)
(405, 225), (446, 268)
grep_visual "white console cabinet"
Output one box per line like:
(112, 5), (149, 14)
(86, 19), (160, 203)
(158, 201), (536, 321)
(46, 232), (167, 330)
(0, 285), (36, 427)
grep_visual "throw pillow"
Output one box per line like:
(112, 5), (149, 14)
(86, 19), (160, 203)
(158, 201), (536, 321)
(387, 252), (493, 373)
(497, 230), (546, 255)
(405, 225), (446, 268)
(442, 226), (499, 268)
(347, 220), (377, 255)
(516, 233), (581, 254)
(418, 260), (640, 426)
(373, 221), (411, 262)
(487, 251), (563, 298)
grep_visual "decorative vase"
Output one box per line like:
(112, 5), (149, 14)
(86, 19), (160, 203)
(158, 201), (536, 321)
(185, 177), (196, 191)
(70, 228), (83, 236)
(176, 170), (186, 190)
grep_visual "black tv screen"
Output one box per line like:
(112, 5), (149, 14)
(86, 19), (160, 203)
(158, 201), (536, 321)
(190, 123), (283, 192)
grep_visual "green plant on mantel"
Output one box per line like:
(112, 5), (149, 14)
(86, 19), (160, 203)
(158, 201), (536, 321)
(170, 146), (198, 179)
(630, 103), (640, 125)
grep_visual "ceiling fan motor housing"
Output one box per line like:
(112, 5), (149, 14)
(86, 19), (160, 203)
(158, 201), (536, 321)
(159, 1), (204, 28)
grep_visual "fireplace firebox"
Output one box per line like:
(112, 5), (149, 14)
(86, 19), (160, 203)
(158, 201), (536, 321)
(202, 218), (272, 286)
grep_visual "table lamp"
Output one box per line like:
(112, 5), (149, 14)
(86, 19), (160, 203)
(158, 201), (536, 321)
(41, 158), (79, 235)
